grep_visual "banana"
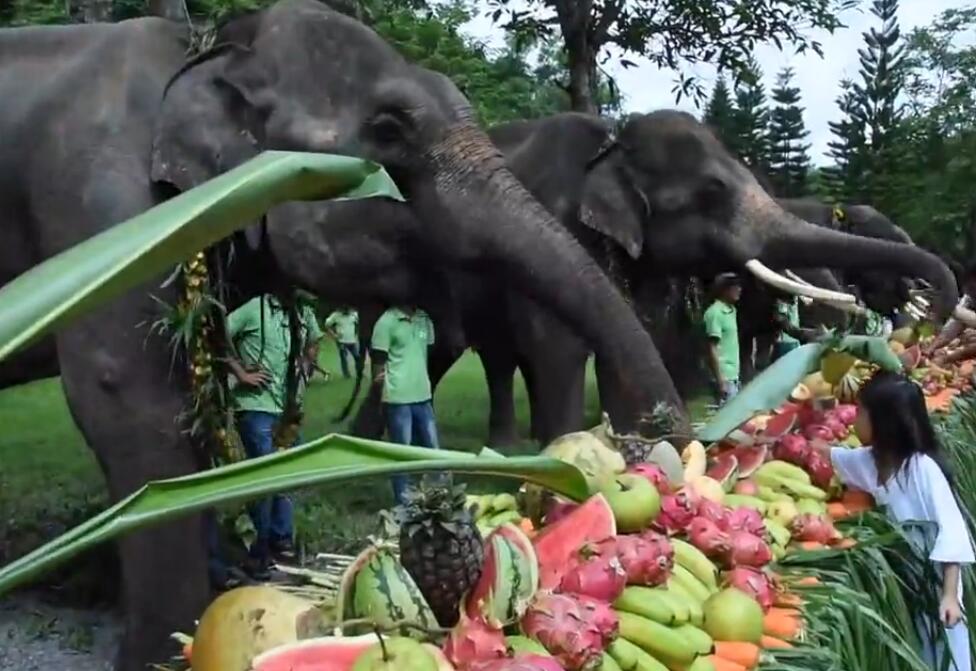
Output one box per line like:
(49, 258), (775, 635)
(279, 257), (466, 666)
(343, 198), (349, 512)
(506, 635), (549, 656)
(722, 494), (767, 514)
(777, 479), (827, 501)
(688, 656), (717, 671)
(683, 595), (704, 628)
(615, 587), (680, 625)
(764, 519), (792, 547)
(617, 611), (697, 666)
(756, 461), (812, 484)
(491, 493), (518, 512)
(672, 564), (713, 601)
(757, 485), (794, 503)
(466, 494), (490, 518)
(671, 539), (718, 591)
(656, 587), (693, 624)
(671, 624), (714, 656)
(487, 510), (523, 527)
(609, 638), (669, 671)
(600, 652), (624, 671)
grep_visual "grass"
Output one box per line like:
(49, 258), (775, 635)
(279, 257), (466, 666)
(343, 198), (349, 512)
(0, 341), (712, 570)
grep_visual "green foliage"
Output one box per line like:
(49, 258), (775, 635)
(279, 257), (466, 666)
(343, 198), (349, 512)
(823, 79), (868, 203)
(703, 76), (738, 154)
(768, 67), (812, 197)
(733, 58), (772, 172)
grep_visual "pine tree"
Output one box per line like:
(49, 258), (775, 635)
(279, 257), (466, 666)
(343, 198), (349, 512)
(704, 76), (739, 156)
(767, 67), (812, 198)
(852, 0), (906, 210)
(733, 58), (771, 172)
(823, 79), (868, 203)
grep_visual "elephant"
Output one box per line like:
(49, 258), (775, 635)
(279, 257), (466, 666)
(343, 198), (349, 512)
(349, 112), (963, 447)
(0, 5), (683, 668)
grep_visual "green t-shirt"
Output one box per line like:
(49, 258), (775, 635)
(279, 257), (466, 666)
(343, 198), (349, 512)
(325, 310), (359, 345)
(703, 300), (740, 381)
(775, 298), (801, 346)
(371, 308), (435, 405)
(228, 296), (323, 414)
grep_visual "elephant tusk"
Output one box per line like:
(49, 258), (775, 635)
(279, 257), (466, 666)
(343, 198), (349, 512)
(953, 302), (976, 327)
(780, 269), (871, 315)
(746, 262), (856, 303)
(782, 271), (814, 305)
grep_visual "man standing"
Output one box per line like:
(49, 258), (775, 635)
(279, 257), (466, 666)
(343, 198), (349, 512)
(370, 304), (439, 503)
(325, 307), (360, 378)
(704, 274), (742, 404)
(227, 292), (322, 579)
(772, 296), (815, 360)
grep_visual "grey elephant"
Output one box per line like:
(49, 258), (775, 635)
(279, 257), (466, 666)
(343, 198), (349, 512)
(349, 112), (962, 446)
(0, 5), (680, 668)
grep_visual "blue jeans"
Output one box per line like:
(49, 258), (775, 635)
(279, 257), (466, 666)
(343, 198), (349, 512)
(237, 411), (294, 563)
(386, 401), (440, 503)
(338, 342), (360, 378)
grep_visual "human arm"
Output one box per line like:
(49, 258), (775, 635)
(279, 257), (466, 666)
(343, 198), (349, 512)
(927, 319), (964, 354)
(225, 299), (268, 386)
(827, 446), (879, 493)
(933, 342), (976, 366)
(707, 340), (725, 386)
(226, 357), (270, 387)
(370, 313), (392, 385)
(941, 564), (964, 627)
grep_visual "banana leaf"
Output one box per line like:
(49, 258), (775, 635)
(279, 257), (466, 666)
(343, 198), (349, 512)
(698, 335), (902, 442)
(0, 434), (588, 596)
(0, 151), (401, 362)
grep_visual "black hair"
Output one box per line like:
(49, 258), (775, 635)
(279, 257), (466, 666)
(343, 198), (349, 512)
(858, 371), (954, 487)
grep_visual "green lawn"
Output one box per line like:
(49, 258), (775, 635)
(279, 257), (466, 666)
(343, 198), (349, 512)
(0, 342), (710, 566)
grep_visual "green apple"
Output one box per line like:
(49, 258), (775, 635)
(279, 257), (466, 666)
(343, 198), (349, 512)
(600, 473), (661, 532)
(352, 637), (437, 671)
(766, 500), (799, 528)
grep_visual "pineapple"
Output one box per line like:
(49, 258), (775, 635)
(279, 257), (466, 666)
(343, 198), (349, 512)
(397, 479), (485, 627)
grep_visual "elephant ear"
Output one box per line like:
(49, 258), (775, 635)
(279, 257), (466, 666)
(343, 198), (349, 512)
(578, 158), (645, 260)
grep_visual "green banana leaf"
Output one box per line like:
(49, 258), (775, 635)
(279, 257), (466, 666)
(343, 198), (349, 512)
(698, 335), (902, 442)
(0, 434), (588, 596)
(0, 151), (401, 362)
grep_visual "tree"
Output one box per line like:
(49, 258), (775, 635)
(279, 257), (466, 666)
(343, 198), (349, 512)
(823, 79), (868, 202)
(732, 58), (771, 171)
(703, 76), (738, 155)
(767, 67), (812, 198)
(486, 0), (856, 114)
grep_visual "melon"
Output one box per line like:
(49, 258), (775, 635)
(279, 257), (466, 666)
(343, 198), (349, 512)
(819, 352), (857, 386)
(888, 341), (906, 355)
(789, 383), (811, 402)
(706, 453), (739, 491)
(760, 413), (796, 441)
(533, 494), (616, 589)
(682, 440), (708, 481)
(252, 635), (380, 671)
(191, 587), (326, 671)
(688, 475), (725, 503)
(731, 445), (768, 478)
(703, 588), (764, 644)
(802, 371), (836, 398)
(466, 524), (539, 627)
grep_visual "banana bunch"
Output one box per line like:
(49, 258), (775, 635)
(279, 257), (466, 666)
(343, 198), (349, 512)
(609, 540), (718, 670)
(467, 492), (523, 534)
(753, 461), (827, 502)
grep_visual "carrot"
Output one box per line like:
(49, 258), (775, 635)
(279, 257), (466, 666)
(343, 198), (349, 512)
(761, 635), (793, 650)
(707, 655), (747, 671)
(795, 576), (821, 587)
(714, 641), (760, 669)
(763, 609), (802, 639)
(795, 541), (826, 552)
(841, 489), (874, 511)
(834, 537), (857, 549)
(827, 502), (849, 520)
(774, 591), (803, 608)
(519, 518), (535, 536)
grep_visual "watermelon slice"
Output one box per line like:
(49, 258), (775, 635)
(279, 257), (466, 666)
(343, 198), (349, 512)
(732, 445), (768, 478)
(465, 524), (539, 627)
(532, 494), (616, 589)
(900, 345), (922, 372)
(759, 412), (796, 441)
(252, 634), (379, 671)
(706, 452), (739, 490)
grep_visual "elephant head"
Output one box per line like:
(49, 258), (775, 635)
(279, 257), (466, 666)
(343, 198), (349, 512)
(149, 0), (685, 429)
(578, 111), (962, 319)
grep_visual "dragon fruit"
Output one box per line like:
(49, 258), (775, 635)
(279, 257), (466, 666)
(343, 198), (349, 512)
(823, 416), (848, 440)
(724, 530), (774, 568)
(835, 404), (858, 426)
(444, 613), (508, 670)
(803, 449), (835, 490)
(721, 507), (766, 538)
(804, 424), (834, 442)
(653, 490), (699, 535)
(724, 567), (775, 611)
(612, 533), (673, 586)
(521, 592), (617, 671)
(773, 434), (810, 465)
(626, 464), (670, 495)
(687, 517), (731, 558)
(796, 404), (824, 428)
(791, 514), (842, 544)
(696, 499), (730, 527)
(559, 540), (627, 602)
(469, 654), (567, 671)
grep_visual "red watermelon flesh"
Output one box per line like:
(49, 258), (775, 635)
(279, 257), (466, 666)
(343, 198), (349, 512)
(533, 494), (616, 589)
(706, 453), (739, 489)
(760, 412), (796, 440)
(252, 635), (378, 671)
(732, 445), (768, 478)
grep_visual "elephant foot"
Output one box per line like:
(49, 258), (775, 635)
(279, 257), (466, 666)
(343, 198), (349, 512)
(487, 424), (520, 449)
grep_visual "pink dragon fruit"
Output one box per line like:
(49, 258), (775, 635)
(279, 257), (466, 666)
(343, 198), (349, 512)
(444, 613), (508, 670)
(559, 539), (627, 602)
(521, 592), (617, 671)
(721, 507), (766, 538)
(653, 490), (699, 535)
(469, 654), (567, 671)
(724, 567), (775, 611)
(823, 416), (848, 440)
(626, 463), (670, 495)
(696, 499), (731, 527)
(612, 533), (674, 586)
(803, 449), (835, 490)
(773, 434), (810, 465)
(835, 404), (858, 426)
(723, 530), (774, 568)
(791, 514), (842, 544)
(803, 424), (835, 442)
(687, 517), (731, 559)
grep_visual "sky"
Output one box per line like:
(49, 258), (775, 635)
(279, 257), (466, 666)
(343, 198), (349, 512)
(459, 1), (971, 164)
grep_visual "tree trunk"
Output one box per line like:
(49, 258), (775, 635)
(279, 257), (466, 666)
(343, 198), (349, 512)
(148, 0), (187, 21)
(566, 45), (598, 114)
(71, 0), (112, 22)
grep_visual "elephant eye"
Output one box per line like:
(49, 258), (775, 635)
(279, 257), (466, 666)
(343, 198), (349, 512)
(367, 111), (408, 144)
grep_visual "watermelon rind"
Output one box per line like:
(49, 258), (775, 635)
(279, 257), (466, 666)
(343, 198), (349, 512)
(760, 412), (796, 441)
(732, 445), (768, 479)
(465, 524), (539, 627)
(705, 453), (739, 490)
(251, 634), (379, 671)
(532, 494), (616, 589)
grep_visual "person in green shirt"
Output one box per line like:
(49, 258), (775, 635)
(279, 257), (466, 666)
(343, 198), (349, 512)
(704, 274), (742, 404)
(370, 305), (438, 503)
(772, 296), (815, 360)
(325, 307), (360, 378)
(225, 292), (323, 578)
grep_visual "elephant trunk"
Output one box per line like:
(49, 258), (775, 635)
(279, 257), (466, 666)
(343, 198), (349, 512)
(428, 123), (689, 437)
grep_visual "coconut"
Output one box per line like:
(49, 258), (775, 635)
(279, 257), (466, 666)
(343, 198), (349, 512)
(703, 588), (764, 644)
(192, 587), (326, 671)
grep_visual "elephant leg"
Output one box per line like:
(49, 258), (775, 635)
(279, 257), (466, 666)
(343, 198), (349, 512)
(521, 350), (587, 445)
(478, 346), (519, 447)
(56, 295), (209, 671)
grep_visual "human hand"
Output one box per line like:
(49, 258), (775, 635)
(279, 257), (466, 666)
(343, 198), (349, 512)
(941, 593), (964, 627)
(238, 368), (270, 387)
